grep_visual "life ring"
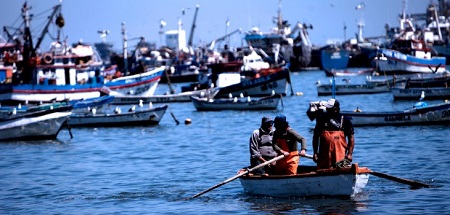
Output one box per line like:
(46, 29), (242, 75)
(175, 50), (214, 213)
(42, 53), (53, 65)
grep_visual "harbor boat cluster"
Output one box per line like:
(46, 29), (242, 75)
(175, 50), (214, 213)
(1, 0), (447, 202)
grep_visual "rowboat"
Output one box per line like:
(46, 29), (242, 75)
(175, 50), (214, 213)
(239, 164), (371, 197)
(316, 83), (390, 95)
(341, 102), (450, 126)
(190, 94), (282, 111)
(0, 105), (72, 141)
(68, 104), (168, 127)
(391, 87), (450, 100)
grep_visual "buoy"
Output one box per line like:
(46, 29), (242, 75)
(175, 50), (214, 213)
(185, 118), (192, 125)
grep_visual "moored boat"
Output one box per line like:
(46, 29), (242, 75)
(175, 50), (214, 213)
(316, 83), (390, 96)
(68, 104), (168, 127)
(341, 102), (450, 126)
(0, 105), (72, 141)
(190, 94), (282, 111)
(391, 87), (450, 100)
(239, 163), (371, 197)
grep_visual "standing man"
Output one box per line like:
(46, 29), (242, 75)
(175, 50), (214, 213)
(272, 114), (307, 175)
(249, 116), (277, 175)
(312, 99), (355, 169)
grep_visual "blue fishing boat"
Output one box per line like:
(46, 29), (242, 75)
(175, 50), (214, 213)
(320, 45), (351, 73)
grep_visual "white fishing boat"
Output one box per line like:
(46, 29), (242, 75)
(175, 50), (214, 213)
(239, 164), (371, 197)
(341, 102), (450, 126)
(0, 106), (72, 141)
(190, 94), (282, 111)
(110, 88), (214, 105)
(68, 104), (168, 127)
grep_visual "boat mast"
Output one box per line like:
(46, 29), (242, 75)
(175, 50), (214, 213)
(187, 4), (199, 47)
(122, 22), (128, 75)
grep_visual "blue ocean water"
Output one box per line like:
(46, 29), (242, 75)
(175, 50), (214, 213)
(1, 69), (449, 214)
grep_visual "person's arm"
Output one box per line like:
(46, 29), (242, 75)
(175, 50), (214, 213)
(272, 133), (289, 156)
(346, 134), (354, 161)
(288, 129), (307, 156)
(249, 130), (263, 161)
(312, 127), (320, 163)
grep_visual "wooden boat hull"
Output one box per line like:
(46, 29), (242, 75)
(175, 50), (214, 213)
(68, 105), (168, 127)
(0, 109), (71, 141)
(317, 84), (390, 95)
(341, 102), (450, 126)
(191, 94), (281, 111)
(391, 87), (450, 100)
(239, 164), (370, 197)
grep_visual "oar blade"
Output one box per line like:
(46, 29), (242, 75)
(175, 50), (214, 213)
(370, 171), (433, 188)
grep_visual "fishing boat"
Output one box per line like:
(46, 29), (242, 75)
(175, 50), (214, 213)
(374, 12), (446, 74)
(0, 105), (72, 141)
(239, 163), (371, 198)
(320, 44), (350, 73)
(243, 1), (315, 70)
(110, 88), (215, 104)
(391, 87), (450, 100)
(190, 94), (282, 111)
(68, 104), (168, 127)
(0, 2), (164, 103)
(316, 81), (390, 96)
(341, 101), (450, 126)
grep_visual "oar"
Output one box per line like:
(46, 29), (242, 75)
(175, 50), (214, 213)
(188, 154), (286, 199)
(301, 154), (432, 188)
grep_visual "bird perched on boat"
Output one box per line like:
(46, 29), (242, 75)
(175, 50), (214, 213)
(229, 93), (233, 98)
(420, 91), (425, 101)
(25, 100), (28, 105)
(247, 96), (251, 102)
(139, 100), (144, 108)
(114, 106), (121, 114)
(233, 97), (238, 103)
(149, 102), (153, 108)
(240, 93), (244, 98)
(18, 103), (21, 109)
(129, 105), (136, 112)
(9, 108), (17, 115)
(91, 108), (97, 115)
(271, 90), (275, 96)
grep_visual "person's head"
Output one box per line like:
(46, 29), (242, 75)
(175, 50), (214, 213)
(274, 114), (288, 130)
(324, 98), (340, 116)
(261, 116), (273, 131)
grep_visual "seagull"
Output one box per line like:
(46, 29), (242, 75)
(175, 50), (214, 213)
(25, 100), (28, 105)
(247, 96), (251, 102)
(149, 102), (153, 108)
(233, 97), (238, 102)
(18, 103), (21, 109)
(114, 106), (121, 114)
(139, 100), (144, 108)
(240, 93), (244, 98)
(229, 93), (233, 98)
(420, 91), (425, 101)
(10, 108), (17, 115)
(271, 90), (275, 96)
(129, 105), (136, 112)
(91, 108), (97, 115)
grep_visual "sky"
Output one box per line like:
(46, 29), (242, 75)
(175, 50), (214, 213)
(1, 0), (432, 52)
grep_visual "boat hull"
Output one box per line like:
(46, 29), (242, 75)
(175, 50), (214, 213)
(375, 49), (446, 73)
(342, 102), (450, 126)
(317, 84), (390, 95)
(5, 67), (165, 103)
(321, 48), (350, 71)
(68, 105), (167, 127)
(239, 164), (370, 197)
(0, 111), (71, 141)
(215, 68), (289, 98)
(391, 87), (450, 100)
(191, 94), (281, 111)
